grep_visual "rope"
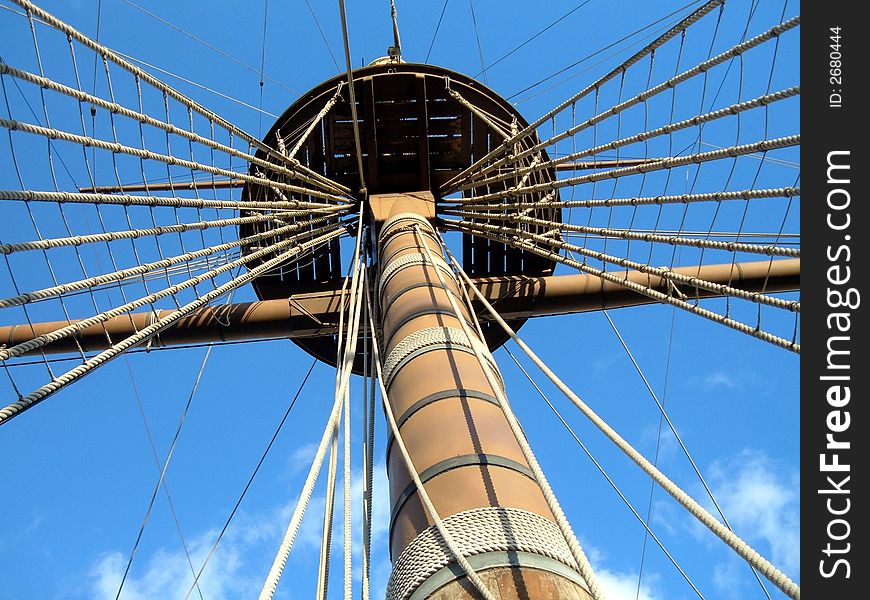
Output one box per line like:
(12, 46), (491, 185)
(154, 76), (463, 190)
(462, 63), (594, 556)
(441, 186), (800, 212)
(0, 214), (340, 309)
(502, 347), (705, 599)
(442, 0), (725, 190)
(0, 226), (341, 361)
(0, 188), (346, 212)
(257, 207), (366, 600)
(0, 210), (319, 255)
(458, 134), (800, 203)
(0, 62), (325, 190)
(315, 426), (339, 600)
(256, 262), (364, 600)
(0, 116), (350, 203)
(364, 268), (498, 600)
(8, 0), (350, 195)
(453, 220), (800, 313)
(449, 222), (799, 352)
(387, 507), (585, 600)
(361, 273), (375, 600)
(0, 228), (344, 425)
(445, 247), (801, 600)
(415, 226), (605, 600)
(457, 212), (799, 258)
(450, 86), (800, 192)
(287, 83), (344, 159)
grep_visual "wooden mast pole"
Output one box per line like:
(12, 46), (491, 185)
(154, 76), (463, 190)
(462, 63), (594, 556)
(372, 192), (592, 599)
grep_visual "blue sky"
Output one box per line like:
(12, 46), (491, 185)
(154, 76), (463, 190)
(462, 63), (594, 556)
(0, 1), (799, 599)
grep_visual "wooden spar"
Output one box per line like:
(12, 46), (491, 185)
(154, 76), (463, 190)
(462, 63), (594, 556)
(0, 259), (798, 356)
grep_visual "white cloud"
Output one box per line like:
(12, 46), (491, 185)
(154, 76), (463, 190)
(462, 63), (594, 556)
(90, 526), (264, 600)
(707, 450), (800, 577)
(703, 372), (737, 389)
(89, 460), (392, 600)
(596, 567), (658, 600)
(584, 540), (660, 600)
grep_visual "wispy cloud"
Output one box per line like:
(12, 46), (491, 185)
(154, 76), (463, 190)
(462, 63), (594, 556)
(596, 567), (658, 600)
(662, 449), (800, 595)
(89, 459), (392, 599)
(702, 372), (738, 389)
(584, 540), (660, 600)
(707, 450), (800, 577)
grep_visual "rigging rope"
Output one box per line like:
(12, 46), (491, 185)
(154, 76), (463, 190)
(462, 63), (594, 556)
(257, 208), (365, 600)
(443, 0), (724, 190)
(502, 347), (706, 600)
(444, 247), (801, 599)
(0, 227), (345, 424)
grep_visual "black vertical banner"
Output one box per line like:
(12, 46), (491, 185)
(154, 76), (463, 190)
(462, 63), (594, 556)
(802, 4), (867, 598)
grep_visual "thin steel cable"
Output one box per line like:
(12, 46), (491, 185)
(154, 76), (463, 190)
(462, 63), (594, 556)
(445, 248), (800, 599)
(257, 0), (270, 137)
(118, 0), (297, 95)
(419, 227), (605, 599)
(182, 358), (318, 600)
(601, 310), (746, 549)
(113, 346), (213, 600)
(304, 0), (342, 72)
(424, 0), (450, 63)
(636, 305), (676, 600)
(467, 0), (488, 86)
(473, 0), (592, 78)
(501, 347), (705, 600)
(506, 0), (708, 101)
